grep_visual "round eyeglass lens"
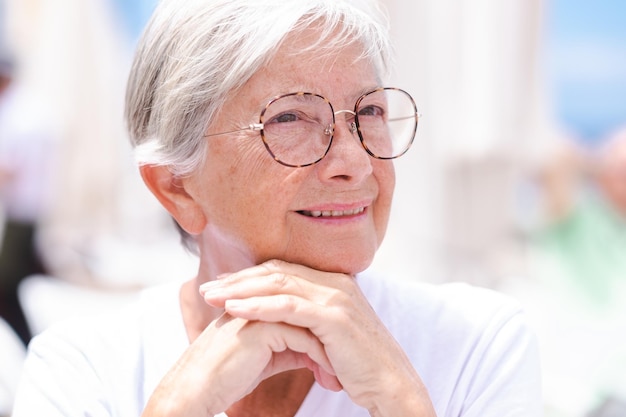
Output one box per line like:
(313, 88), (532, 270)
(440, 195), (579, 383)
(260, 92), (334, 167)
(355, 88), (418, 159)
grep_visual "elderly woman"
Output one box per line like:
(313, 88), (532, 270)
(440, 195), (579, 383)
(13, 0), (541, 416)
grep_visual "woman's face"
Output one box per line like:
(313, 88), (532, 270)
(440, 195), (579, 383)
(183, 32), (396, 275)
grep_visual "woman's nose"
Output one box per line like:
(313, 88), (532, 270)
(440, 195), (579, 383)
(316, 113), (373, 182)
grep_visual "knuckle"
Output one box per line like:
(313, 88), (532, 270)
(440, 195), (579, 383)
(274, 293), (297, 312)
(269, 272), (291, 289)
(246, 321), (288, 351)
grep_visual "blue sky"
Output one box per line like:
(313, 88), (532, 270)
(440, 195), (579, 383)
(109, 0), (157, 43)
(545, 0), (626, 146)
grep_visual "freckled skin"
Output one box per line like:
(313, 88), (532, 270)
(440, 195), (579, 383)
(181, 36), (395, 277)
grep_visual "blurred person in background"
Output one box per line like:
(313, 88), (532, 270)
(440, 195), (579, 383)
(12, 0), (541, 415)
(533, 128), (626, 307)
(1, 0), (195, 292)
(0, 23), (54, 346)
(520, 129), (626, 417)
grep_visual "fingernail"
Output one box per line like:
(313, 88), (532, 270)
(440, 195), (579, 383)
(224, 299), (244, 310)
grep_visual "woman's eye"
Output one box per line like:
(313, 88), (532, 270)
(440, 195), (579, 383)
(270, 112), (300, 124)
(358, 105), (385, 117)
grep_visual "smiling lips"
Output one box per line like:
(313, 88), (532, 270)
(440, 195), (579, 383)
(298, 207), (366, 218)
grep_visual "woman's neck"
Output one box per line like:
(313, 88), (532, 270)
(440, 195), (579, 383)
(182, 236), (258, 340)
(179, 277), (222, 342)
(226, 369), (316, 417)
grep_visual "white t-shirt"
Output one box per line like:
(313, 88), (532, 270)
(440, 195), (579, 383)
(13, 273), (542, 416)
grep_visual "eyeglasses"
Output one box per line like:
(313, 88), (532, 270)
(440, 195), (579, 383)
(205, 87), (421, 168)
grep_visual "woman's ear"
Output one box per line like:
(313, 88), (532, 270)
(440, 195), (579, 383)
(139, 165), (207, 234)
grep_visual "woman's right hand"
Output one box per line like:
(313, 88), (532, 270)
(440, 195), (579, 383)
(141, 312), (341, 417)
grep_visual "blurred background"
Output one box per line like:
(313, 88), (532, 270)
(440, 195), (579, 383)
(0, 0), (625, 416)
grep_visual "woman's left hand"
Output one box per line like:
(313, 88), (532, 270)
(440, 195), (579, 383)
(200, 259), (436, 417)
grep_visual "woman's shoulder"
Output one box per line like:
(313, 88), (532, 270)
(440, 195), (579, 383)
(358, 270), (522, 321)
(356, 270), (541, 415)
(25, 280), (185, 373)
(16, 280), (187, 414)
(356, 270), (530, 355)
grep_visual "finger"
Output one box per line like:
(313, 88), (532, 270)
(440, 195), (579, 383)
(201, 273), (312, 307)
(253, 321), (337, 377)
(248, 321), (343, 390)
(200, 262), (344, 307)
(189, 317), (341, 407)
(229, 259), (349, 286)
(224, 295), (339, 339)
(265, 350), (342, 392)
(197, 315), (336, 378)
(302, 354), (343, 392)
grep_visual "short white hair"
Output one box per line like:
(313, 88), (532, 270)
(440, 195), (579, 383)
(125, 0), (392, 176)
(124, 0), (392, 253)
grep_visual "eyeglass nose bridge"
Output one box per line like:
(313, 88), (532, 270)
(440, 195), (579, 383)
(325, 109), (358, 136)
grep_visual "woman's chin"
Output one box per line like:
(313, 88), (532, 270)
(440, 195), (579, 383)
(280, 251), (375, 276)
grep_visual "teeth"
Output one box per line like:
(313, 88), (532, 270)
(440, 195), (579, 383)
(303, 207), (365, 218)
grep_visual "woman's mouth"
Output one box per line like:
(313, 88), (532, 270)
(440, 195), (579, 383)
(298, 207), (366, 218)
